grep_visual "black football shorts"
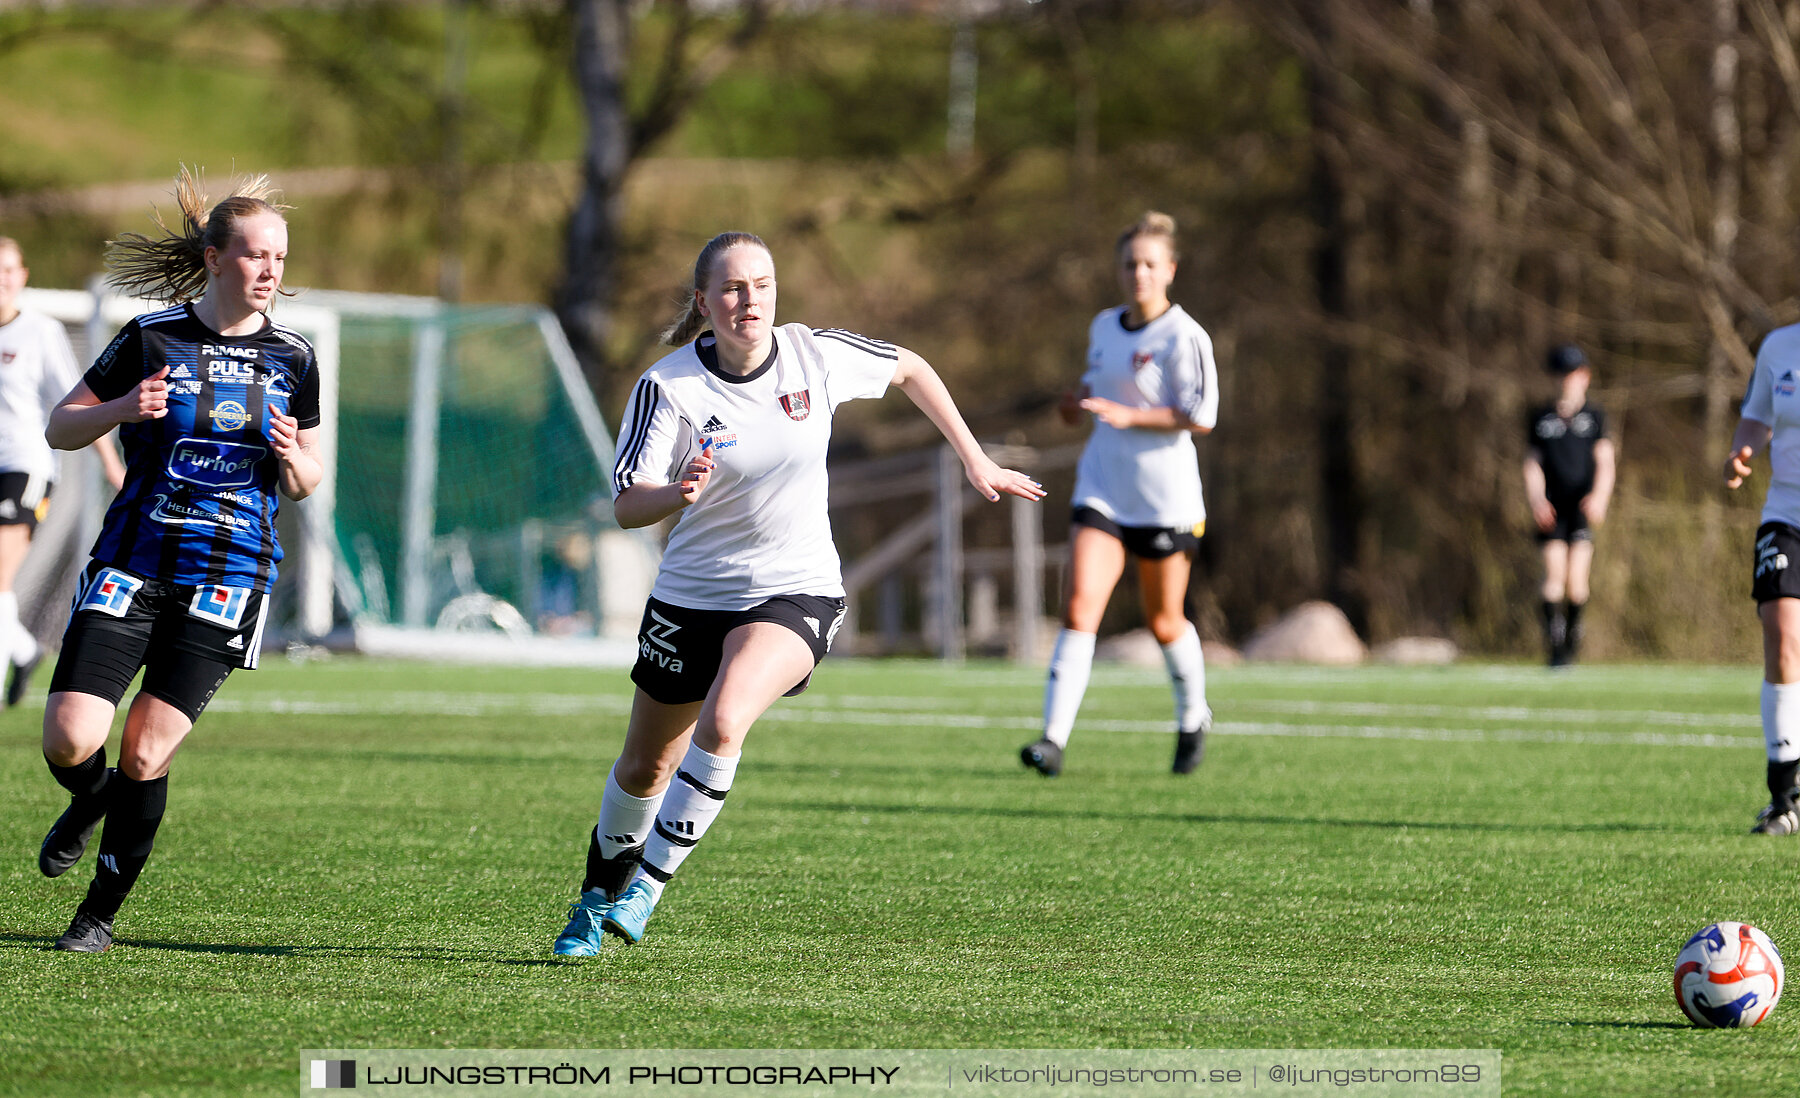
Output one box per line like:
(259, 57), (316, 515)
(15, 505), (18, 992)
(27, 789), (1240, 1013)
(629, 593), (847, 705)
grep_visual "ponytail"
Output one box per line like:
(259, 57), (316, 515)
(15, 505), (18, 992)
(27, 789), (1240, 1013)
(105, 165), (290, 303)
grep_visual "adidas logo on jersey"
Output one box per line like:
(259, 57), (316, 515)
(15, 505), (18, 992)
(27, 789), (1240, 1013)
(701, 415), (729, 433)
(226, 635), (245, 649)
(803, 616), (820, 637)
(169, 364), (193, 379)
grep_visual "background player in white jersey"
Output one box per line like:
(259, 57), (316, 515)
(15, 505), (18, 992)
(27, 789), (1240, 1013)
(1523, 343), (1614, 667)
(0, 237), (124, 705)
(1726, 323), (1800, 834)
(1020, 211), (1219, 779)
(552, 232), (1043, 954)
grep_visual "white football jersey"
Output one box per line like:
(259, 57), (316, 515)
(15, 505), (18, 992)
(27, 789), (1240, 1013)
(1070, 304), (1219, 528)
(612, 323), (898, 610)
(0, 309), (81, 480)
(1742, 323), (1800, 528)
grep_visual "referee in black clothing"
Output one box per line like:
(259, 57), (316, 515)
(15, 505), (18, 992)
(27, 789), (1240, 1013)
(1523, 343), (1616, 667)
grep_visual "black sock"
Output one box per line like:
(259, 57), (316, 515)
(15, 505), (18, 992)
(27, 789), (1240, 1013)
(81, 772), (169, 922)
(46, 746), (111, 799)
(1565, 601), (1585, 650)
(1541, 601), (1566, 650)
(582, 826), (641, 898)
(1769, 760), (1800, 811)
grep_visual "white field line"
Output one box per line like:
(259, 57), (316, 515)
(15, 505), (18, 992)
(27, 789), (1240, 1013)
(952, 664), (1753, 693)
(1228, 697), (1759, 729)
(198, 692), (1762, 749)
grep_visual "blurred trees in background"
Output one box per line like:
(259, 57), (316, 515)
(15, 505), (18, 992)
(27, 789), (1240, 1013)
(1241, 0), (1797, 657)
(2, 0), (1799, 658)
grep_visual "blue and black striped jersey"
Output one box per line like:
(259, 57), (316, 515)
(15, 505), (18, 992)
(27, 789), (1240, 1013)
(82, 303), (320, 591)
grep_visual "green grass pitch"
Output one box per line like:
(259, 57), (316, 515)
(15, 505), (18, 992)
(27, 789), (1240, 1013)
(2, 657), (1795, 1095)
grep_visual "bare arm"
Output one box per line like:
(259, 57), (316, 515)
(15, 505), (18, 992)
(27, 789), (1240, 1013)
(613, 441), (716, 529)
(1582, 438), (1616, 524)
(891, 348), (1044, 503)
(1079, 397), (1208, 434)
(47, 371), (170, 451)
(267, 414), (324, 501)
(1523, 449), (1554, 532)
(1726, 417), (1775, 489)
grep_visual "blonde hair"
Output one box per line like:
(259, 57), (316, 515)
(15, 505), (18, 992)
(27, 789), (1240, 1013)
(104, 165), (291, 304)
(0, 236), (21, 262)
(1116, 210), (1179, 262)
(660, 231), (772, 346)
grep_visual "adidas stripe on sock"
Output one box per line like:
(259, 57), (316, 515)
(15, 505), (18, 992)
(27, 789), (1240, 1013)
(637, 743), (740, 901)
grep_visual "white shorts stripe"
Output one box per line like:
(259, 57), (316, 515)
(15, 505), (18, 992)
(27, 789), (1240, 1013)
(242, 592), (271, 669)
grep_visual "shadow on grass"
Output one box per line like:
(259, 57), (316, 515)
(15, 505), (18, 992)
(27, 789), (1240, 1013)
(767, 799), (1684, 835)
(0, 931), (568, 966)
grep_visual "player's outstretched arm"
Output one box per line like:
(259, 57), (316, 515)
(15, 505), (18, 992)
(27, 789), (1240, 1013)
(891, 348), (1045, 504)
(1725, 417), (1773, 490)
(46, 372), (169, 451)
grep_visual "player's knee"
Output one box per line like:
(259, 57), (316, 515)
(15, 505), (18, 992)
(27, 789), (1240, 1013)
(1063, 597), (1107, 633)
(40, 737), (91, 767)
(1777, 635), (1800, 683)
(697, 708), (755, 754)
(613, 752), (671, 793)
(114, 746), (168, 782)
(41, 696), (110, 765)
(1147, 613), (1187, 646)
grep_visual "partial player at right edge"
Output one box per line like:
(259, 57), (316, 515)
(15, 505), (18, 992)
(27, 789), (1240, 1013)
(1725, 322), (1800, 834)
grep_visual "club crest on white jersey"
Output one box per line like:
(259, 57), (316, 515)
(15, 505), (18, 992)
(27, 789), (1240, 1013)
(780, 390), (811, 421)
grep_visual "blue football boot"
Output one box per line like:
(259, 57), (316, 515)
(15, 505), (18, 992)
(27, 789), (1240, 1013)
(553, 889), (612, 956)
(600, 878), (659, 944)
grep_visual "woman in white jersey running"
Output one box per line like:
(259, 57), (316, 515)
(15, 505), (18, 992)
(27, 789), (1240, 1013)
(1726, 323), (1800, 834)
(1020, 211), (1219, 778)
(552, 231), (1044, 953)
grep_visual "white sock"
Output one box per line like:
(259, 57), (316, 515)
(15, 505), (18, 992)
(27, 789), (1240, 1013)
(0, 591), (27, 663)
(1042, 629), (1097, 748)
(596, 764), (663, 859)
(636, 742), (740, 900)
(1161, 623), (1210, 732)
(1763, 682), (1800, 763)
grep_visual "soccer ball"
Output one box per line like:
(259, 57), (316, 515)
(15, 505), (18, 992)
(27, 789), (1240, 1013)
(1673, 922), (1784, 1028)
